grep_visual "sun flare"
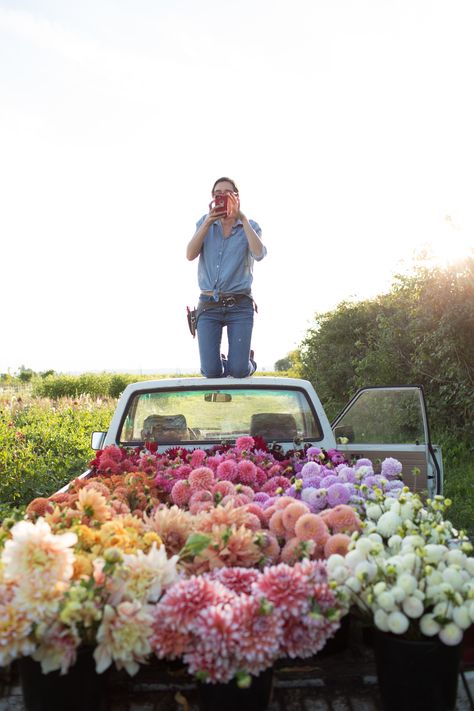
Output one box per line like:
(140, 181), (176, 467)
(418, 215), (474, 267)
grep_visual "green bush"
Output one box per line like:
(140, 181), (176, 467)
(0, 396), (115, 515)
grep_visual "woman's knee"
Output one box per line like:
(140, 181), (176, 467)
(228, 364), (251, 378)
(201, 364), (224, 378)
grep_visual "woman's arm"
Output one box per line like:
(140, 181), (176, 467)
(186, 215), (214, 261)
(240, 214), (265, 258)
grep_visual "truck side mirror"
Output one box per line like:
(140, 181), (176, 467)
(91, 432), (106, 450)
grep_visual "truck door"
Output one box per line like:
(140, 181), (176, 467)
(332, 386), (443, 498)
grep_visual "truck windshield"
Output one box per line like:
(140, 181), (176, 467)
(118, 386), (323, 446)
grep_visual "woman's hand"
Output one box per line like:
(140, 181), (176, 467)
(227, 192), (242, 220)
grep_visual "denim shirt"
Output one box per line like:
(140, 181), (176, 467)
(196, 215), (266, 300)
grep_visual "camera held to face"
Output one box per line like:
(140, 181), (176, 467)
(209, 193), (231, 217)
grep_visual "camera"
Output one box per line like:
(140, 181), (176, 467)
(209, 194), (230, 217)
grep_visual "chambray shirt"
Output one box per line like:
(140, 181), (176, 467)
(196, 215), (266, 300)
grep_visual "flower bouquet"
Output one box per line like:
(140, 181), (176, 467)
(327, 491), (474, 644)
(327, 490), (473, 711)
(151, 559), (348, 686)
(0, 515), (180, 675)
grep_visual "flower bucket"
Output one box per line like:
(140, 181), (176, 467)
(373, 630), (461, 711)
(18, 648), (108, 711)
(198, 667), (274, 711)
(318, 613), (351, 657)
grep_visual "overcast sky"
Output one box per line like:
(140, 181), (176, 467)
(1, 0), (473, 375)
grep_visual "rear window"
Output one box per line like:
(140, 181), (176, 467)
(118, 387), (323, 446)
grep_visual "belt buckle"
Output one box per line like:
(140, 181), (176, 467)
(223, 296), (236, 307)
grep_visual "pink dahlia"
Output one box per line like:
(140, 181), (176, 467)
(216, 460), (239, 482)
(221, 493), (251, 508)
(189, 490), (214, 515)
(244, 503), (267, 525)
(190, 449), (207, 468)
(252, 563), (311, 619)
(281, 612), (339, 659)
(157, 577), (233, 631)
(233, 595), (283, 674)
(235, 436), (255, 452)
(170, 480), (192, 507)
(184, 603), (241, 683)
(237, 460), (258, 487)
(188, 467), (215, 492)
(150, 615), (191, 660)
(208, 567), (260, 595)
(212, 480), (236, 499)
(262, 477), (291, 495)
(255, 468), (267, 487)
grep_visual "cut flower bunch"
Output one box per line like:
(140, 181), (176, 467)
(0, 516), (179, 675)
(327, 491), (474, 645)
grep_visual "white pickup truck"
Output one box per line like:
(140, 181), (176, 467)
(90, 377), (443, 498)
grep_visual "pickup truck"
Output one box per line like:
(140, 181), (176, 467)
(89, 377), (443, 498)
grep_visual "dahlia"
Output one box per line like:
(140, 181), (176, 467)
(157, 576), (233, 631)
(216, 459), (239, 482)
(301, 487), (328, 512)
(145, 506), (194, 555)
(237, 460), (258, 487)
(32, 621), (80, 674)
(196, 502), (251, 532)
(294, 513), (330, 545)
(108, 544), (179, 605)
(208, 567), (260, 595)
(381, 457), (403, 479)
(170, 480), (192, 507)
(188, 467), (215, 492)
(25, 498), (54, 519)
(2, 519), (76, 615)
(324, 533), (351, 557)
(0, 582), (35, 667)
(94, 600), (154, 675)
(281, 611), (339, 658)
(232, 595), (284, 675)
(252, 563), (311, 619)
(212, 480), (236, 500)
(281, 501), (310, 535)
(268, 510), (287, 537)
(326, 483), (351, 507)
(190, 449), (208, 468)
(280, 537), (316, 565)
(150, 614), (191, 659)
(184, 603), (242, 683)
(77, 487), (111, 523)
(324, 504), (362, 534)
(301, 461), (321, 479)
(235, 436), (255, 452)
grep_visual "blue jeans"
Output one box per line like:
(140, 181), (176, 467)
(197, 296), (256, 378)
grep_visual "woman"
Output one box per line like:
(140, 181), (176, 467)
(186, 177), (266, 378)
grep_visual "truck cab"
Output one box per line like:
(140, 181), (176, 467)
(91, 377), (443, 498)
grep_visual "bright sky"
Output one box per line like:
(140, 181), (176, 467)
(1, 0), (473, 375)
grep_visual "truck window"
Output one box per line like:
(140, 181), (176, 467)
(118, 387), (323, 445)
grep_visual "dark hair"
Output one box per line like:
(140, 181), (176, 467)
(212, 176), (239, 194)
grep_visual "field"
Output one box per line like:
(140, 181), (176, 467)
(0, 382), (472, 540)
